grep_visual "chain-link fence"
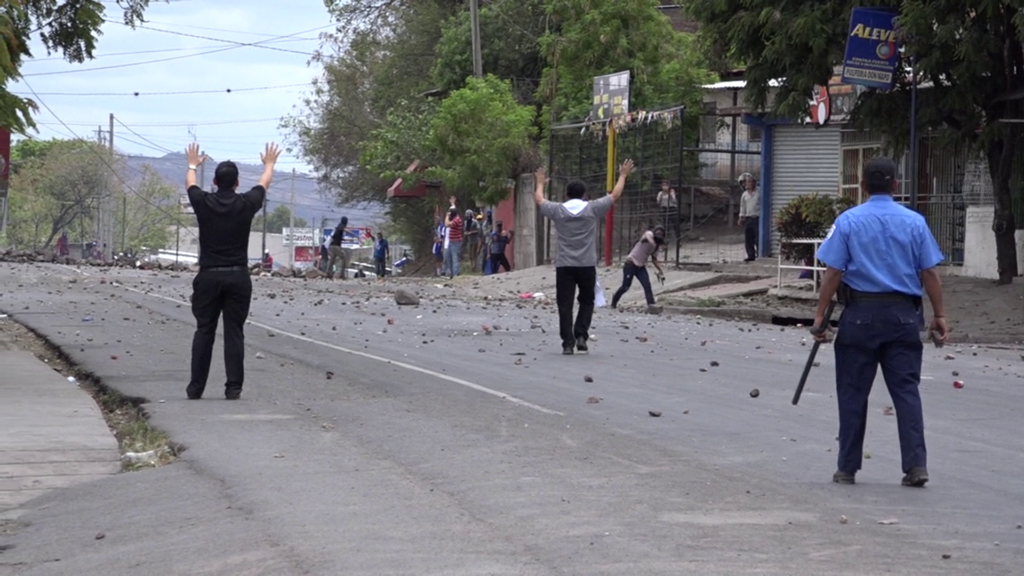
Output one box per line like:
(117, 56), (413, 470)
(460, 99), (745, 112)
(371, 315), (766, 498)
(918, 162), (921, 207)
(547, 108), (762, 266)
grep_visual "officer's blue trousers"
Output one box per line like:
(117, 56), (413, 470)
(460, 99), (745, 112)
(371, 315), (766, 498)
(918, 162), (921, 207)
(834, 298), (926, 475)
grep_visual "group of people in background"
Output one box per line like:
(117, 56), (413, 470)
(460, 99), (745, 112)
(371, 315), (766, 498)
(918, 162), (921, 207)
(315, 217), (390, 280)
(433, 197), (514, 278)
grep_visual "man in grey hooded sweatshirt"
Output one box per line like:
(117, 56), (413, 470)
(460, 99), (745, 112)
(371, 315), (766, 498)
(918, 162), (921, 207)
(535, 159), (635, 355)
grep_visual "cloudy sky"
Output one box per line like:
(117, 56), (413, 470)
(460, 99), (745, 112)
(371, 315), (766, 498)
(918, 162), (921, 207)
(11, 0), (332, 173)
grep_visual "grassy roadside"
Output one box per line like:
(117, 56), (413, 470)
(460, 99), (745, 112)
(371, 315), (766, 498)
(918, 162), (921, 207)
(0, 318), (180, 472)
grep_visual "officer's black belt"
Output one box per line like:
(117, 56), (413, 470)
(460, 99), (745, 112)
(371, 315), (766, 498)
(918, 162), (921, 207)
(848, 289), (918, 303)
(200, 265), (248, 272)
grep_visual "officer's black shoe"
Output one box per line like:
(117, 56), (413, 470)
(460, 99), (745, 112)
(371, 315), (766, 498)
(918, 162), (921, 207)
(832, 470), (856, 485)
(901, 467), (929, 487)
(575, 336), (589, 354)
(225, 387), (242, 400)
(562, 346), (574, 355)
(186, 383), (204, 400)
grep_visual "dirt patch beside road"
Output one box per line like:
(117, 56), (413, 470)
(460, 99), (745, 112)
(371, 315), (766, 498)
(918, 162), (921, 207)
(664, 274), (1024, 345)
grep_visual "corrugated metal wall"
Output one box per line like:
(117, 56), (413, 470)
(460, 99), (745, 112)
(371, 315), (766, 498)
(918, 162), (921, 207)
(770, 124), (841, 252)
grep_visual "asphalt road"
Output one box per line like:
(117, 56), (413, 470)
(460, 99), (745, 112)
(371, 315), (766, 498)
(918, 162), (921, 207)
(1, 263), (1023, 575)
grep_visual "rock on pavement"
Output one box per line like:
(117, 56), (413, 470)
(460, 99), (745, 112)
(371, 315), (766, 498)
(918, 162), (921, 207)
(395, 289), (421, 306)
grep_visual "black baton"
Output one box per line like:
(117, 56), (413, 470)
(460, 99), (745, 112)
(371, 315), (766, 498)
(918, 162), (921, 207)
(792, 300), (837, 406)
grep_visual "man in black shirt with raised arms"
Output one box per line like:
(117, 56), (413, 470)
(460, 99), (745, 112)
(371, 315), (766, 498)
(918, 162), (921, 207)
(184, 141), (281, 400)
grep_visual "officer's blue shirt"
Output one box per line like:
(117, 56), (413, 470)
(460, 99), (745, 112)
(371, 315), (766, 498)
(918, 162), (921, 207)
(816, 195), (944, 296)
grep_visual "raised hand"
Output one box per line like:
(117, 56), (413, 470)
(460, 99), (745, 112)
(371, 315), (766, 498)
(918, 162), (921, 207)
(620, 158), (635, 177)
(186, 142), (207, 167)
(260, 142), (282, 166)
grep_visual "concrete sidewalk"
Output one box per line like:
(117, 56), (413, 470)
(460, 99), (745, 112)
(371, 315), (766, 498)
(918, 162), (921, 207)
(0, 338), (119, 521)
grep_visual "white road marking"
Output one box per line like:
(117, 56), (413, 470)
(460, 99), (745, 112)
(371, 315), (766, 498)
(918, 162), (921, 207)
(116, 283), (564, 416)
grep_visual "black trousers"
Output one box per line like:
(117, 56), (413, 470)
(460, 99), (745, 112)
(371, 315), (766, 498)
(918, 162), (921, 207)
(834, 297), (926, 474)
(611, 261), (654, 308)
(744, 216), (759, 260)
(374, 257), (386, 277)
(555, 266), (597, 348)
(490, 253), (511, 273)
(189, 270), (252, 393)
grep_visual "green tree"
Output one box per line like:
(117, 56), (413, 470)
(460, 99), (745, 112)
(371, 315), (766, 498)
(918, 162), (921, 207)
(427, 75), (537, 205)
(252, 205), (307, 234)
(6, 138), (116, 249)
(1, 1), (152, 133)
(431, 0), (548, 102)
(285, 0), (460, 204)
(116, 166), (186, 253)
(688, 0), (1022, 284)
(539, 0), (714, 125)
(361, 76), (537, 206)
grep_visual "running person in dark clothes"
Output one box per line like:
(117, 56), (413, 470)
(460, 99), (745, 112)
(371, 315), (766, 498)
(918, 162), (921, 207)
(185, 141), (280, 400)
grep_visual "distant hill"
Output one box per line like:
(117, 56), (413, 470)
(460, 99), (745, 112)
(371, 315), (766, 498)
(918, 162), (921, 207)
(122, 152), (386, 229)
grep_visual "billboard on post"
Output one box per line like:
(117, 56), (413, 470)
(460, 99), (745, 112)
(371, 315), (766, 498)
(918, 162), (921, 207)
(840, 8), (901, 90)
(283, 227), (316, 246)
(592, 71), (630, 121)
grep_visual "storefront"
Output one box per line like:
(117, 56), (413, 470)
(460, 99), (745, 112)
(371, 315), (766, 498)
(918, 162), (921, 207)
(742, 78), (967, 264)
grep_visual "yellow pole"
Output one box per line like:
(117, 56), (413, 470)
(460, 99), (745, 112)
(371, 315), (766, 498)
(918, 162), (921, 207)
(603, 125), (616, 266)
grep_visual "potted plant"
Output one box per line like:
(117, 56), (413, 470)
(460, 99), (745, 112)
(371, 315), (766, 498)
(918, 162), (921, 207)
(776, 193), (855, 276)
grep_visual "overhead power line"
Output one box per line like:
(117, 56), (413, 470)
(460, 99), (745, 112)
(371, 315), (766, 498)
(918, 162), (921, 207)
(13, 83), (309, 97)
(103, 20), (329, 56)
(37, 117), (282, 127)
(23, 23), (330, 77)
(29, 38), (316, 62)
(20, 78), (201, 243)
(114, 118), (176, 154)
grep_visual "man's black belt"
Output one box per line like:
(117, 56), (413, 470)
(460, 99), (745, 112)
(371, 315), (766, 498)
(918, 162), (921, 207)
(848, 289), (919, 304)
(201, 265), (248, 272)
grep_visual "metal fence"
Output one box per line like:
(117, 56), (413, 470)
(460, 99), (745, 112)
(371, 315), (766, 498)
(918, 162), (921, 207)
(547, 109), (762, 266)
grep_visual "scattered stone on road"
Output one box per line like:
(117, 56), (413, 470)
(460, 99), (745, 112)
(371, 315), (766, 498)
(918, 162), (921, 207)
(326, 371), (334, 380)
(394, 289), (420, 306)
(584, 374), (594, 382)
(749, 388), (760, 398)
(586, 396), (601, 404)
(648, 410), (662, 417)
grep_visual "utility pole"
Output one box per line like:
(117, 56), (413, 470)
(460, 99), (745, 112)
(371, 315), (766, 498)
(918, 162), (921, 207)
(287, 168), (295, 268)
(199, 150), (206, 190)
(121, 196), (127, 255)
(94, 125), (103, 260)
(469, 0), (483, 78)
(105, 112), (114, 262)
(260, 196), (268, 259)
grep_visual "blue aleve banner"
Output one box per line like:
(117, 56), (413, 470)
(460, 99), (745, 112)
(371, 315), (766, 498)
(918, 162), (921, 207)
(840, 7), (901, 90)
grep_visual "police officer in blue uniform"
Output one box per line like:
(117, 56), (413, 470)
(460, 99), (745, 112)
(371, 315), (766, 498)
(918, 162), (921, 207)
(814, 157), (949, 487)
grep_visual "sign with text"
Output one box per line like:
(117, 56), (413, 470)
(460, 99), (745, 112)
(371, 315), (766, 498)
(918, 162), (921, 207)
(283, 227), (316, 246)
(841, 8), (901, 90)
(592, 71), (630, 121)
(323, 226), (374, 249)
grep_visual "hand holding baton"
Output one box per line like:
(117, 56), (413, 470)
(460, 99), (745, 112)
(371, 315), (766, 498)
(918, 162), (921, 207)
(792, 300), (836, 406)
